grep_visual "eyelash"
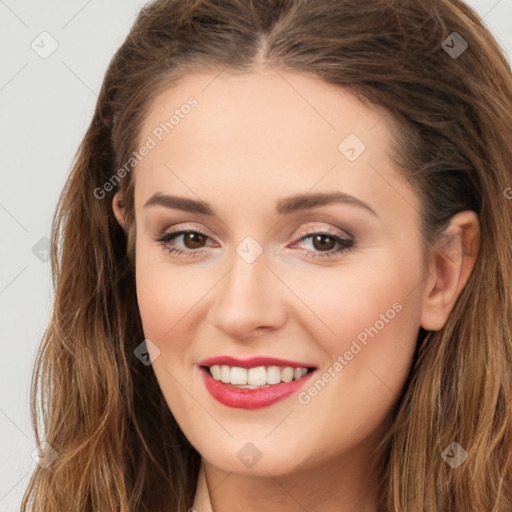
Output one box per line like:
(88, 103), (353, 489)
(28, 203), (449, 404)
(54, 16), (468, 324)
(154, 228), (355, 259)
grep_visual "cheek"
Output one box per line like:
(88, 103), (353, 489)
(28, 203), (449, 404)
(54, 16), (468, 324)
(292, 255), (422, 445)
(286, 251), (420, 355)
(134, 256), (203, 421)
(135, 246), (206, 341)
(299, 261), (419, 453)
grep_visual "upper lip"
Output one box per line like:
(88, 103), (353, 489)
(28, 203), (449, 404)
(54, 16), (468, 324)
(198, 355), (317, 369)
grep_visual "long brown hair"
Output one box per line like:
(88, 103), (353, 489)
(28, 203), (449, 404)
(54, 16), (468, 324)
(22, 1), (512, 510)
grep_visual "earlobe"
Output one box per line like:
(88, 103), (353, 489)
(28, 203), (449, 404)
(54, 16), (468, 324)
(420, 211), (480, 331)
(112, 192), (126, 230)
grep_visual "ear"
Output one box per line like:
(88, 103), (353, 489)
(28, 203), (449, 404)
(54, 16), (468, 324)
(420, 210), (480, 331)
(112, 192), (126, 230)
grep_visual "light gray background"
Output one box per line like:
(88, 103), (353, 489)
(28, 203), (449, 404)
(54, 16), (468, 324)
(0, 0), (511, 509)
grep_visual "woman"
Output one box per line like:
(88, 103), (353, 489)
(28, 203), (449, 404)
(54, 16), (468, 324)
(22, 0), (512, 511)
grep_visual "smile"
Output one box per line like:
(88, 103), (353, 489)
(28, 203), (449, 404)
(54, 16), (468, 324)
(197, 356), (317, 409)
(203, 364), (311, 388)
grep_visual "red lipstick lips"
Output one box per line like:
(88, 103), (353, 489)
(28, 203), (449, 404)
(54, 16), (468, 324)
(198, 355), (317, 409)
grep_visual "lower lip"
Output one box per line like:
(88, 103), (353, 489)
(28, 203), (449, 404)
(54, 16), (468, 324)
(200, 366), (316, 409)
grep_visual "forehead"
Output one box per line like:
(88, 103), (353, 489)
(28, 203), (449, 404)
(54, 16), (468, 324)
(133, 70), (419, 223)
(138, 70), (389, 154)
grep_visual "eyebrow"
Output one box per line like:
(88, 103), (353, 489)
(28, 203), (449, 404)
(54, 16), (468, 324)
(143, 191), (379, 218)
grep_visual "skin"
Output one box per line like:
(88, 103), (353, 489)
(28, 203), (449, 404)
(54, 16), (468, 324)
(112, 68), (480, 512)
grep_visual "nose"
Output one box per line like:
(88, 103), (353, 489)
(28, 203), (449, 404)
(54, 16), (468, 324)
(206, 246), (287, 339)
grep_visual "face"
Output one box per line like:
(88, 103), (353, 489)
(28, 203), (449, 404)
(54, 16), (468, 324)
(117, 70), (431, 476)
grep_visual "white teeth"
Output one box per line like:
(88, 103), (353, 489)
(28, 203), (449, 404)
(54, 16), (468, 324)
(210, 365), (221, 380)
(220, 365), (230, 383)
(267, 366), (281, 385)
(230, 366), (247, 385)
(207, 364), (311, 386)
(281, 367), (294, 383)
(248, 366), (267, 386)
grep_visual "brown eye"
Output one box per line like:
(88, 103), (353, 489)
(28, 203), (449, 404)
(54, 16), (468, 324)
(154, 229), (213, 257)
(183, 232), (207, 249)
(311, 234), (336, 252)
(294, 231), (355, 259)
